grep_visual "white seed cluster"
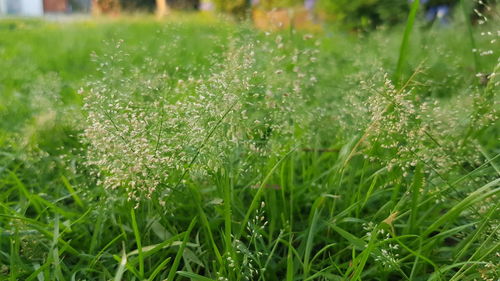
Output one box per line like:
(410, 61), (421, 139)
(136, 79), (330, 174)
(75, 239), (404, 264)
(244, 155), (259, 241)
(338, 68), (498, 179)
(229, 201), (268, 280)
(363, 222), (401, 270)
(82, 35), (319, 205)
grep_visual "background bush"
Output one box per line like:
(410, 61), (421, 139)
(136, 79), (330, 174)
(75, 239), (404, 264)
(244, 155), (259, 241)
(317, 0), (410, 29)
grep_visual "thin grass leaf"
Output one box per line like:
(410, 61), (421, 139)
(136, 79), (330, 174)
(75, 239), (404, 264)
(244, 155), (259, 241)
(113, 246), (127, 281)
(422, 178), (500, 238)
(167, 216), (197, 281)
(408, 164), (423, 234)
(148, 257), (171, 281)
(303, 205), (321, 278)
(394, 0), (420, 84)
(286, 234), (294, 281)
(130, 208), (144, 278)
(177, 271), (216, 281)
(60, 175), (84, 208)
(329, 225), (366, 251)
(239, 145), (298, 238)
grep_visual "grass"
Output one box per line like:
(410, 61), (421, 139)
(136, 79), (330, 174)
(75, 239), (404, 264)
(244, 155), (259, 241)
(394, 0), (420, 85)
(0, 7), (499, 281)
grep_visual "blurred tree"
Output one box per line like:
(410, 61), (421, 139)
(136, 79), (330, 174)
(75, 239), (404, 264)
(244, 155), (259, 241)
(156, 0), (169, 16)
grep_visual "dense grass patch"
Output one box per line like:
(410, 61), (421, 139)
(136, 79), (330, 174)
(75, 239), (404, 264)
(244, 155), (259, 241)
(0, 11), (498, 281)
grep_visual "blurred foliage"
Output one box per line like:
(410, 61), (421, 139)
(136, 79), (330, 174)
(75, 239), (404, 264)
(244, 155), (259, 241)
(119, 0), (155, 11)
(317, 0), (410, 29)
(212, 0), (307, 15)
(112, 0), (482, 29)
(213, 0), (249, 15)
(167, 0), (200, 10)
(255, 0), (303, 10)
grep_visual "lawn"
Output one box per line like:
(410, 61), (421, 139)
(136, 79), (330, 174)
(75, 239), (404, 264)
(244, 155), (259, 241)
(0, 10), (498, 281)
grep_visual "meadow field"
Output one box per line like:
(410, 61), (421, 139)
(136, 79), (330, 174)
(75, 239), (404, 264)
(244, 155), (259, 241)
(0, 7), (499, 281)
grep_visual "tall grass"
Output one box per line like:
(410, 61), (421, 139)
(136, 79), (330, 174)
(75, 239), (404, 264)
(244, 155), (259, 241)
(0, 8), (499, 281)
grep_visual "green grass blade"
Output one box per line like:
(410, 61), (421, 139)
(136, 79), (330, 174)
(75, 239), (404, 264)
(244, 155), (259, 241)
(286, 234), (294, 281)
(460, 0), (480, 73)
(114, 246), (127, 281)
(177, 271), (216, 281)
(49, 215), (66, 281)
(188, 184), (223, 265)
(167, 216), (198, 281)
(450, 224), (500, 281)
(408, 164), (423, 234)
(394, 0), (420, 85)
(453, 201), (499, 262)
(223, 174), (233, 258)
(345, 226), (379, 280)
(303, 205), (321, 278)
(89, 209), (105, 254)
(239, 146), (298, 238)
(422, 178), (500, 238)
(25, 262), (51, 281)
(148, 257), (172, 281)
(9, 171), (42, 214)
(89, 233), (125, 269)
(60, 175), (84, 208)
(329, 225), (366, 250)
(130, 208), (144, 278)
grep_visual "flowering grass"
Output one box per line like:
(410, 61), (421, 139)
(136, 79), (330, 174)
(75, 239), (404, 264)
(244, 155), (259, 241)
(0, 8), (499, 281)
